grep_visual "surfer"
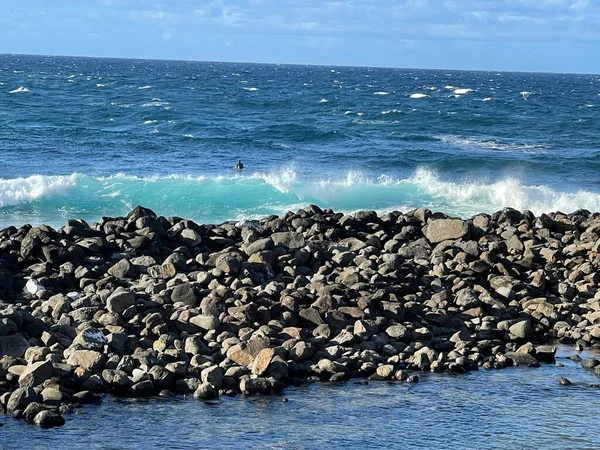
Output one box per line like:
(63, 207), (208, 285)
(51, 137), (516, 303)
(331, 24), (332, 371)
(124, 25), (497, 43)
(235, 160), (244, 170)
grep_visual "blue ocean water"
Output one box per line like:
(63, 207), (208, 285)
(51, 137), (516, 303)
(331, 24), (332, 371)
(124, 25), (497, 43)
(1, 54), (600, 227)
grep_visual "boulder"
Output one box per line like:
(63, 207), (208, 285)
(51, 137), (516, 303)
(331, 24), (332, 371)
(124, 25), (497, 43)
(106, 288), (135, 315)
(34, 410), (65, 428)
(107, 259), (138, 279)
(19, 360), (54, 388)
(425, 219), (469, 243)
(0, 335), (31, 358)
(171, 283), (200, 307)
(66, 350), (106, 373)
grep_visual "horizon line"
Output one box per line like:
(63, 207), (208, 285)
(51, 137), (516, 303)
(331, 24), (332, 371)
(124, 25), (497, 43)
(1, 52), (598, 77)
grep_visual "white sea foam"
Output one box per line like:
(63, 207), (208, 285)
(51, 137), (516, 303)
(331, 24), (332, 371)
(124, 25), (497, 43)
(373, 91), (389, 95)
(138, 85), (152, 90)
(9, 86), (29, 94)
(453, 88), (473, 95)
(410, 93), (428, 99)
(0, 174), (77, 207)
(96, 83), (105, 87)
(409, 168), (600, 216)
(344, 111), (352, 115)
(319, 99), (329, 103)
(482, 97), (492, 102)
(143, 120), (157, 125)
(184, 134), (195, 138)
(444, 86), (455, 90)
(244, 87), (259, 91)
(520, 91), (532, 100)
(439, 135), (547, 152)
(142, 101), (170, 108)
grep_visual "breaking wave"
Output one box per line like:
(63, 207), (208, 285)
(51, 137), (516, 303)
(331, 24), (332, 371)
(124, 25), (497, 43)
(2, 169), (600, 227)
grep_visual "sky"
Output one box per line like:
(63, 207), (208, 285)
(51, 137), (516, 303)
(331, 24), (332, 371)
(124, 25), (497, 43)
(0, 0), (599, 73)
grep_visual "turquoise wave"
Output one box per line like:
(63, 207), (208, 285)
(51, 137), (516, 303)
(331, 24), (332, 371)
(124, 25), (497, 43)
(2, 169), (600, 228)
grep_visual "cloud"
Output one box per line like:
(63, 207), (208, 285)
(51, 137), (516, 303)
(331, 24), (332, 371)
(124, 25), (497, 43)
(133, 10), (180, 23)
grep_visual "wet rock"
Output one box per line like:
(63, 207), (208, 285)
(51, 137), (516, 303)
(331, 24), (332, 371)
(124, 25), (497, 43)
(558, 377), (572, 386)
(505, 352), (540, 367)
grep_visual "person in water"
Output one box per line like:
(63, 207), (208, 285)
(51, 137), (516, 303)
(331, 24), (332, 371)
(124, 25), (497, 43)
(235, 160), (244, 170)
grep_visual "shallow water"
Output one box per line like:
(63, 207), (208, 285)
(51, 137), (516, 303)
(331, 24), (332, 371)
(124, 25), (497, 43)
(2, 346), (599, 450)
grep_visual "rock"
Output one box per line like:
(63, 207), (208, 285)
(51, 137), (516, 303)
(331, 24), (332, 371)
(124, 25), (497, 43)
(23, 278), (45, 295)
(385, 324), (410, 342)
(505, 352), (540, 367)
(227, 336), (270, 366)
(201, 366), (224, 388)
(558, 377), (572, 386)
(7, 387), (39, 413)
(251, 348), (275, 376)
(193, 383), (218, 400)
(106, 288), (135, 315)
(289, 341), (313, 362)
(240, 377), (277, 395)
(509, 320), (533, 340)
(271, 232), (305, 249)
(215, 253), (242, 275)
(148, 365), (175, 388)
(0, 335), (31, 358)
(73, 328), (108, 350)
(107, 258), (138, 279)
(243, 238), (273, 256)
(131, 380), (155, 397)
(72, 391), (101, 404)
(171, 283), (200, 307)
(534, 345), (556, 362)
(67, 350), (106, 373)
(19, 360), (54, 388)
(34, 410), (65, 428)
(425, 219), (469, 243)
(190, 314), (220, 331)
(581, 358), (600, 370)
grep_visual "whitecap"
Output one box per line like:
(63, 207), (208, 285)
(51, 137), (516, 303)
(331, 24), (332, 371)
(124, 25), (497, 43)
(143, 120), (157, 124)
(0, 174), (77, 207)
(482, 97), (492, 102)
(138, 85), (152, 90)
(244, 87), (260, 91)
(410, 93), (428, 99)
(453, 88), (473, 95)
(520, 91), (532, 100)
(8, 86), (29, 94)
(319, 99), (329, 103)
(439, 134), (547, 152)
(373, 91), (389, 95)
(184, 134), (195, 138)
(96, 83), (105, 87)
(344, 111), (352, 115)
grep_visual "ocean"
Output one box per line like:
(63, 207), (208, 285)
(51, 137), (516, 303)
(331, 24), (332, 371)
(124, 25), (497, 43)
(1, 54), (600, 228)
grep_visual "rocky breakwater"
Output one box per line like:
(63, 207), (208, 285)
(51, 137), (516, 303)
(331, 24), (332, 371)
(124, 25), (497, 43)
(2, 205), (600, 427)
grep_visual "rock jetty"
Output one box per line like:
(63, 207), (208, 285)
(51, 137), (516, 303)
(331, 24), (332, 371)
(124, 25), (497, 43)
(2, 205), (600, 427)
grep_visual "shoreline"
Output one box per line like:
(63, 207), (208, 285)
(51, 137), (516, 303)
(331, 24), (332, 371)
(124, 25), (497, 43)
(1, 204), (600, 427)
